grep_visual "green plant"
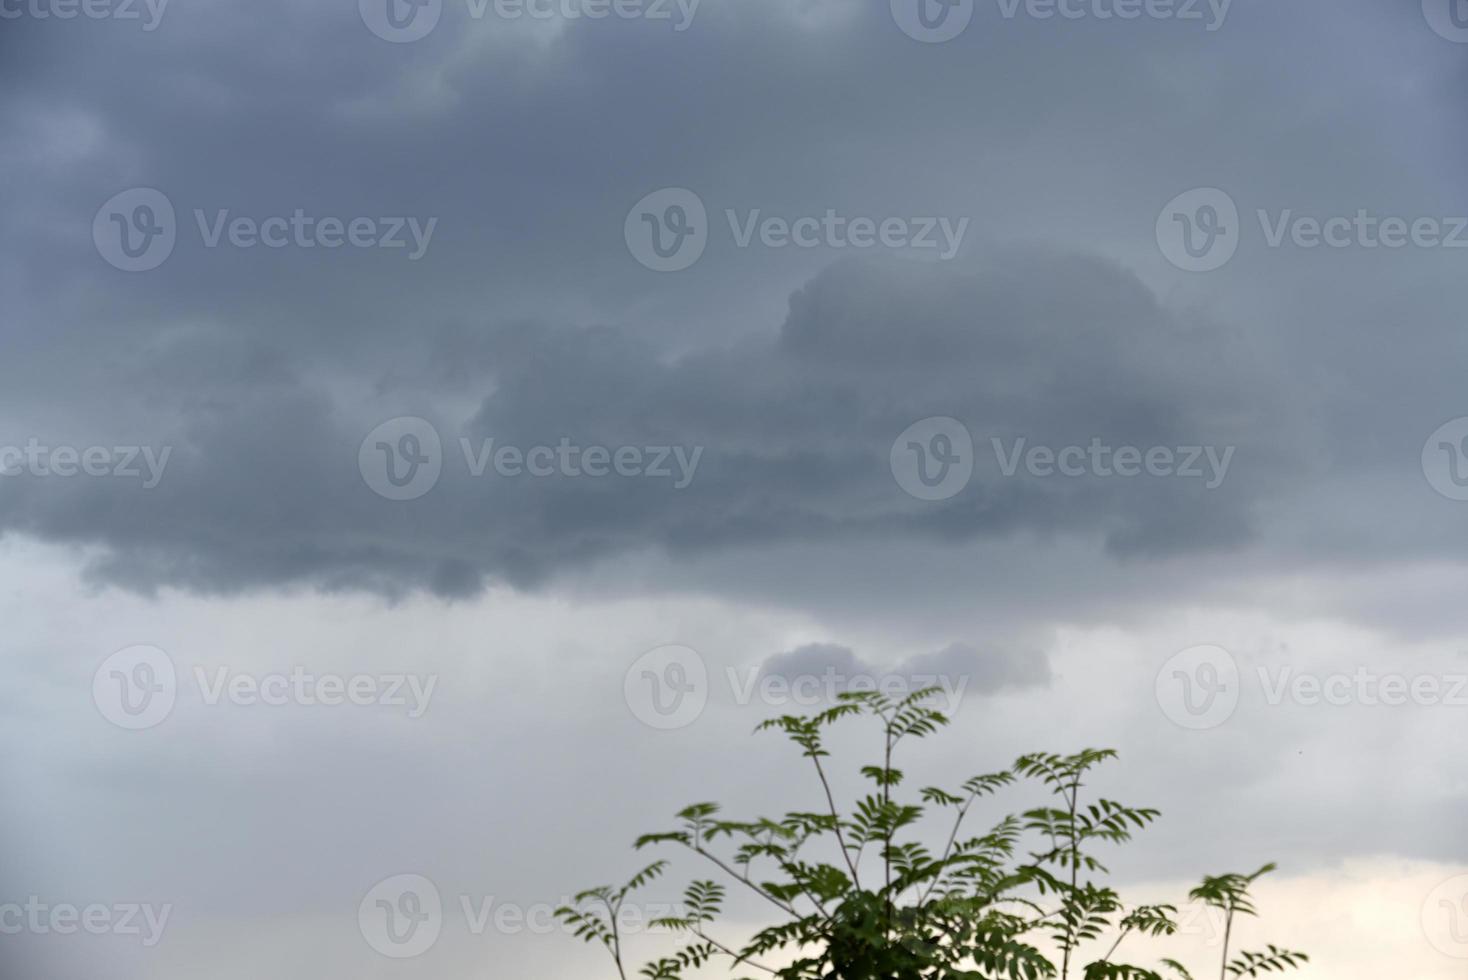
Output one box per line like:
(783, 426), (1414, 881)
(557, 688), (1306, 980)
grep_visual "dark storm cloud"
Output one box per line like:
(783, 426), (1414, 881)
(0, 252), (1296, 596)
(1, 0), (1465, 618)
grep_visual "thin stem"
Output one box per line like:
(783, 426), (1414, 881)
(1060, 776), (1081, 980)
(770, 831), (835, 925)
(883, 721), (894, 934)
(602, 896), (629, 980)
(693, 927), (778, 974)
(811, 753), (863, 888)
(1101, 926), (1130, 963)
(918, 791), (979, 906)
(1220, 907), (1234, 980)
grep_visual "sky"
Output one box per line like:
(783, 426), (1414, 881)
(2, 0), (1468, 977)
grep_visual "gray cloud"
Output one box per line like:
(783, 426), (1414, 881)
(0, 252), (1299, 599)
(900, 641), (1051, 694)
(758, 642), (870, 684)
(759, 639), (1052, 698)
(1, 0), (1464, 632)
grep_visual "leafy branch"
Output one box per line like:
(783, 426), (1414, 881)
(558, 690), (1307, 980)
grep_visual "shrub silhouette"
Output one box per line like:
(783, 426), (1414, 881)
(558, 688), (1306, 980)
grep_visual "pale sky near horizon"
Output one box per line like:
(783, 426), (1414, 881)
(3, 1), (1468, 978)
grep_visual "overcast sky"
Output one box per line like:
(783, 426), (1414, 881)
(3, 1), (1468, 978)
